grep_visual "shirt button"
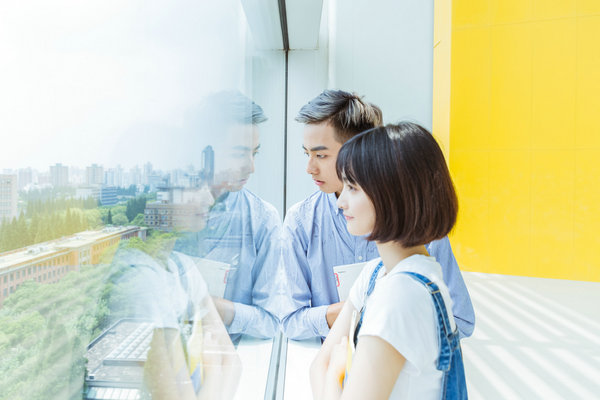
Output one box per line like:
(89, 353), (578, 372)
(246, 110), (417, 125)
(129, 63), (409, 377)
(358, 256), (363, 261)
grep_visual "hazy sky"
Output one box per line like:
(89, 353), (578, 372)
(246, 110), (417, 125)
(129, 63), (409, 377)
(0, 0), (250, 172)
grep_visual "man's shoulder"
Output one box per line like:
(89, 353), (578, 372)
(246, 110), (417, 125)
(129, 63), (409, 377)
(287, 190), (331, 218)
(238, 188), (280, 218)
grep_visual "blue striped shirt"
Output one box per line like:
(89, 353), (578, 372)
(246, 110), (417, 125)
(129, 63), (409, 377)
(281, 191), (475, 340)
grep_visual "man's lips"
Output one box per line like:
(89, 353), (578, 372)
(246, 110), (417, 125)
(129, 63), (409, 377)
(313, 179), (324, 186)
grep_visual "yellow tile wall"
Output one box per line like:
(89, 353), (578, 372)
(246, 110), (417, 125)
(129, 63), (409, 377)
(445, 0), (600, 281)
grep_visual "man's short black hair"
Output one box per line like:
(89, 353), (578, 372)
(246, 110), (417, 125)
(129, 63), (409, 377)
(296, 89), (382, 143)
(336, 122), (458, 247)
(201, 90), (267, 127)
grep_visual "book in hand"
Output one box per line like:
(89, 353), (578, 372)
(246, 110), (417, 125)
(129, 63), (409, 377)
(193, 257), (233, 298)
(333, 262), (367, 301)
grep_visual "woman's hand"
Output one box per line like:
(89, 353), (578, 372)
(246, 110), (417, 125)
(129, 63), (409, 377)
(326, 336), (348, 387)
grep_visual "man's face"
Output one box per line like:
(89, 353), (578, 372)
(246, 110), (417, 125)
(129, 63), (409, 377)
(174, 186), (215, 232)
(302, 122), (344, 195)
(213, 123), (260, 193)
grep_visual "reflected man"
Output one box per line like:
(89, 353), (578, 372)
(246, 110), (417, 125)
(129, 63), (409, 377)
(174, 91), (281, 340)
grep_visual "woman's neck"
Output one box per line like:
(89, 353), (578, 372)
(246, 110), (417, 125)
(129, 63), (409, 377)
(375, 241), (429, 274)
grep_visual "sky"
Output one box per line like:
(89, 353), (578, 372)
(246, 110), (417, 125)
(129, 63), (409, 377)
(0, 0), (250, 172)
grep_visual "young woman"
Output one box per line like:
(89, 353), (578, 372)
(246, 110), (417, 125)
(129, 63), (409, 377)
(309, 122), (467, 399)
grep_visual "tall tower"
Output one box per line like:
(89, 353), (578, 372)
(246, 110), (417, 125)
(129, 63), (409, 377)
(0, 174), (18, 222)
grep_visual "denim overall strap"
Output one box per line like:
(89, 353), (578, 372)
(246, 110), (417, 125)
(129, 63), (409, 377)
(353, 261), (384, 346)
(403, 272), (454, 370)
(402, 272), (467, 400)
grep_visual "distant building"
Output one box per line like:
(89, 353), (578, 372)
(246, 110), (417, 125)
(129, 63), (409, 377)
(100, 186), (118, 206)
(147, 174), (164, 192)
(127, 166), (142, 187)
(144, 186), (206, 232)
(0, 174), (18, 222)
(104, 169), (116, 187)
(143, 162), (153, 186)
(50, 163), (69, 188)
(0, 226), (147, 307)
(17, 168), (32, 190)
(87, 164), (104, 186)
(75, 186), (100, 201)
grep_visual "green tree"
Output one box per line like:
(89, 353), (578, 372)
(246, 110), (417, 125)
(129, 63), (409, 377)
(130, 213), (147, 227)
(112, 213), (128, 226)
(107, 210), (113, 225)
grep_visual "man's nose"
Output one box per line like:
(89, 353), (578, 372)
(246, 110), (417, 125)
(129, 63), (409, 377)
(242, 154), (255, 174)
(306, 157), (318, 175)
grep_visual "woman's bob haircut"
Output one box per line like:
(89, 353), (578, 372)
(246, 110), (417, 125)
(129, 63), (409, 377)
(336, 122), (458, 247)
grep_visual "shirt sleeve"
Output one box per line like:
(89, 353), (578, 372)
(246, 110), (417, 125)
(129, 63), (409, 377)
(280, 207), (331, 339)
(358, 275), (439, 375)
(426, 237), (476, 338)
(227, 200), (280, 339)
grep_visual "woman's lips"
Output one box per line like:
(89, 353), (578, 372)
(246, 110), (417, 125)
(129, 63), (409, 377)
(314, 179), (324, 186)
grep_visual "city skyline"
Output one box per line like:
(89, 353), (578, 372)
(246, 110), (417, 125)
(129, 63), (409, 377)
(1, 1), (249, 172)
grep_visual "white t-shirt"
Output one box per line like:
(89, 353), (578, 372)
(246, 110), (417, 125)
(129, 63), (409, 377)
(347, 254), (456, 400)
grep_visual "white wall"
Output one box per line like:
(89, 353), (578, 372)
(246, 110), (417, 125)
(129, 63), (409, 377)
(284, 0), (434, 214)
(245, 50), (286, 217)
(329, 0), (434, 129)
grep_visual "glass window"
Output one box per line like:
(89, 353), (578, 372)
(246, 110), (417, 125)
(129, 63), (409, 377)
(0, 1), (286, 398)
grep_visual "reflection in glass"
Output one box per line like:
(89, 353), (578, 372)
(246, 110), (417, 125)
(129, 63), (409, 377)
(0, 1), (284, 398)
(172, 91), (283, 340)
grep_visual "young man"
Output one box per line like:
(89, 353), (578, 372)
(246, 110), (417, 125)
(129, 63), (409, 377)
(173, 91), (282, 339)
(281, 89), (475, 340)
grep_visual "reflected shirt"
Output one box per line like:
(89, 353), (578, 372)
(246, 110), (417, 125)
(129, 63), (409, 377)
(281, 191), (475, 340)
(174, 188), (281, 339)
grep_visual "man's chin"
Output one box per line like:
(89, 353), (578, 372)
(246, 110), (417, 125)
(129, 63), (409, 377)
(318, 185), (338, 194)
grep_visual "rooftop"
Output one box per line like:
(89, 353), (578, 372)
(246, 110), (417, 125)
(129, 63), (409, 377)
(0, 226), (141, 271)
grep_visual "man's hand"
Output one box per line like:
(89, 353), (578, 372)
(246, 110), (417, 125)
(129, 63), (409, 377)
(211, 296), (235, 326)
(326, 301), (345, 328)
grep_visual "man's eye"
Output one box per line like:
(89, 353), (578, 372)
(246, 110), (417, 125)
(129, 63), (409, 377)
(316, 154), (326, 159)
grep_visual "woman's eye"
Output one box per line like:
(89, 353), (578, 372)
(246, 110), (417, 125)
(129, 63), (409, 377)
(316, 154), (326, 159)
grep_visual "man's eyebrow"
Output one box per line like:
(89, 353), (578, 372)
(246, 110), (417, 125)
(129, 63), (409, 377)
(301, 145), (329, 151)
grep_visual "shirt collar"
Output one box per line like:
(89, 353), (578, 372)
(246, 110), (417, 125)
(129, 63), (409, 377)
(326, 192), (344, 215)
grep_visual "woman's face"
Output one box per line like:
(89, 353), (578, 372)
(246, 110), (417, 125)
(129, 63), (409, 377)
(336, 180), (376, 236)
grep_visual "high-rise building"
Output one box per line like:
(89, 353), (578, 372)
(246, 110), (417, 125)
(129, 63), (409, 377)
(115, 165), (124, 188)
(86, 164), (104, 186)
(143, 162), (153, 185)
(125, 165), (142, 188)
(100, 186), (118, 206)
(50, 163), (69, 188)
(104, 169), (116, 187)
(17, 168), (32, 190)
(0, 175), (18, 222)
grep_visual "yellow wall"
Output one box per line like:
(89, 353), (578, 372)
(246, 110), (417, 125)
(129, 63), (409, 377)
(440, 0), (600, 281)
